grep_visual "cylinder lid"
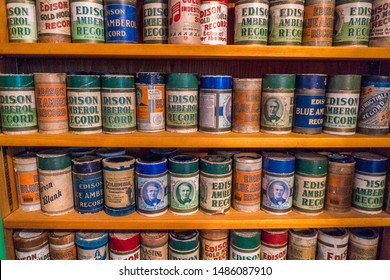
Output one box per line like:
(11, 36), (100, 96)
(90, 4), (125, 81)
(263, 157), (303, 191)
(200, 75), (232, 90)
(263, 152), (295, 173)
(72, 156), (102, 173)
(230, 230), (261, 249)
(295, 152), (328, 175)
(261, 229), (288, 245)
(67, 75), (100, 88)
(109, 231), (140, 251)
(262, 74), (296, 89)
(136, 72), (165, 84)
(296, 74), (327, 89)
(352, 152), (388, 173)
(75, 231), (108, 248)
(0, 74), (34, 88)
(48, 231), (75, 246)
(101, 75), (135, 88)
(169, 230), (199, 251)
(167, 73), (198, 89)
(327, 75), (361, 91)
(136, 155), (167, 175)
(13, 230), (48, 249)
(37, 149), (71, 171)
(140, 231), (169, 246)
(169, 154), (199, 174)
(200, 155), (232, 174)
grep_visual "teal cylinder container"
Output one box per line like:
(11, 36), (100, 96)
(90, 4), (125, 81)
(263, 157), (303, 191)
(168, 154), (199, 215)
(166, 73), (198, 133)
(199, 155), (232, 214)
(261, 74), (296, 134)
(67, 74), (102, 134)
(0, 74), (38, 134)
(323, 75), (361, 135)
(293, 152), (328, 215)
(102, 74), (136, 134)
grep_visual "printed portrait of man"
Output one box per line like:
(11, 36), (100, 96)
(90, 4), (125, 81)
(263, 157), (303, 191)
(176, 182), (193, 205)
(143, 182), (161, 206)
(265, 97), (282, 122)
(268, 181), (288, 205)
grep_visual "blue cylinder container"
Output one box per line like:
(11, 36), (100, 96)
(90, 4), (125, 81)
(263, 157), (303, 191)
(104, 0), (137, 43)
(72, 156), (104, 214)
(136, 155), (168, 216)
(352, 152), (389, 214)
(293, 74), (327, 134)
(199, 75), (233, 133)
(261, 152), (295, 214)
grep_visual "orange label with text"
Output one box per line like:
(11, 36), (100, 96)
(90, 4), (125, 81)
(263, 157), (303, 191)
(35, 83), (68, 121)
(302, 3), (334, 43)
(18, 171), (40, 205)
(233, 170), (261, 204)
(136, 85), (165, 121)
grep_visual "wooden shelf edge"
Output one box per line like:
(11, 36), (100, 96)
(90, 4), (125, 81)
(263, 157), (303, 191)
(4, 208), (390, 230)
(1, 44), (390, 60)
(1, 132), (390, 148)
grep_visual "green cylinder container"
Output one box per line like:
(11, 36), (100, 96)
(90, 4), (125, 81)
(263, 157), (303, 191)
(269, 0), (305, 45)
(166, 73), (198, 133)
(234, 0), (269, 45)
(101, 75), (136, 134)
(0, 74), (38, 134)
(143, 0), (168, 44)
(70, 0), (105, 43)
(169, 154), (199, 215)
(199, 155), (232, 214)
(67, 75), (102, 134)
(229, 230), (261, 260)
(293, 152), (328, 215)
(6, 0), (37, 42)
(261, 74), (296, 134)
(323, 75), (361, 135)
(333, 0), (372, 46)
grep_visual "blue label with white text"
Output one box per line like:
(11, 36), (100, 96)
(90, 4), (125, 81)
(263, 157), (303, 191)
(73, 171), (104, 214)
(293, 94), (325, 130)
(105, 3), (137, 43)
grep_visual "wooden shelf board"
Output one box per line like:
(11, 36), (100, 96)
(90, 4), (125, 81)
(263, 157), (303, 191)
(1, 44), (389, 60)
(1, 132), (390, 148)
(4, 208), (390, 230)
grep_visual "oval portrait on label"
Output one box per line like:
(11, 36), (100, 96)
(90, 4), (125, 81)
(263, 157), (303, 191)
(142, 181), (163, 206)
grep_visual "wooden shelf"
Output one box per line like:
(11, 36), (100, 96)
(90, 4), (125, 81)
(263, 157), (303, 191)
(1, 43), (390, 60)
(4, 208), (390, 230)
(1, 132), (390, 148)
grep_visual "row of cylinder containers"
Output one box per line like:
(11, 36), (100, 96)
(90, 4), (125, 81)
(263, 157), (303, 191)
(12, 147), (390, 217)
(12, 227), (385, 260)
(5, 0), (390, 47)
(0, 73), (389, 135)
